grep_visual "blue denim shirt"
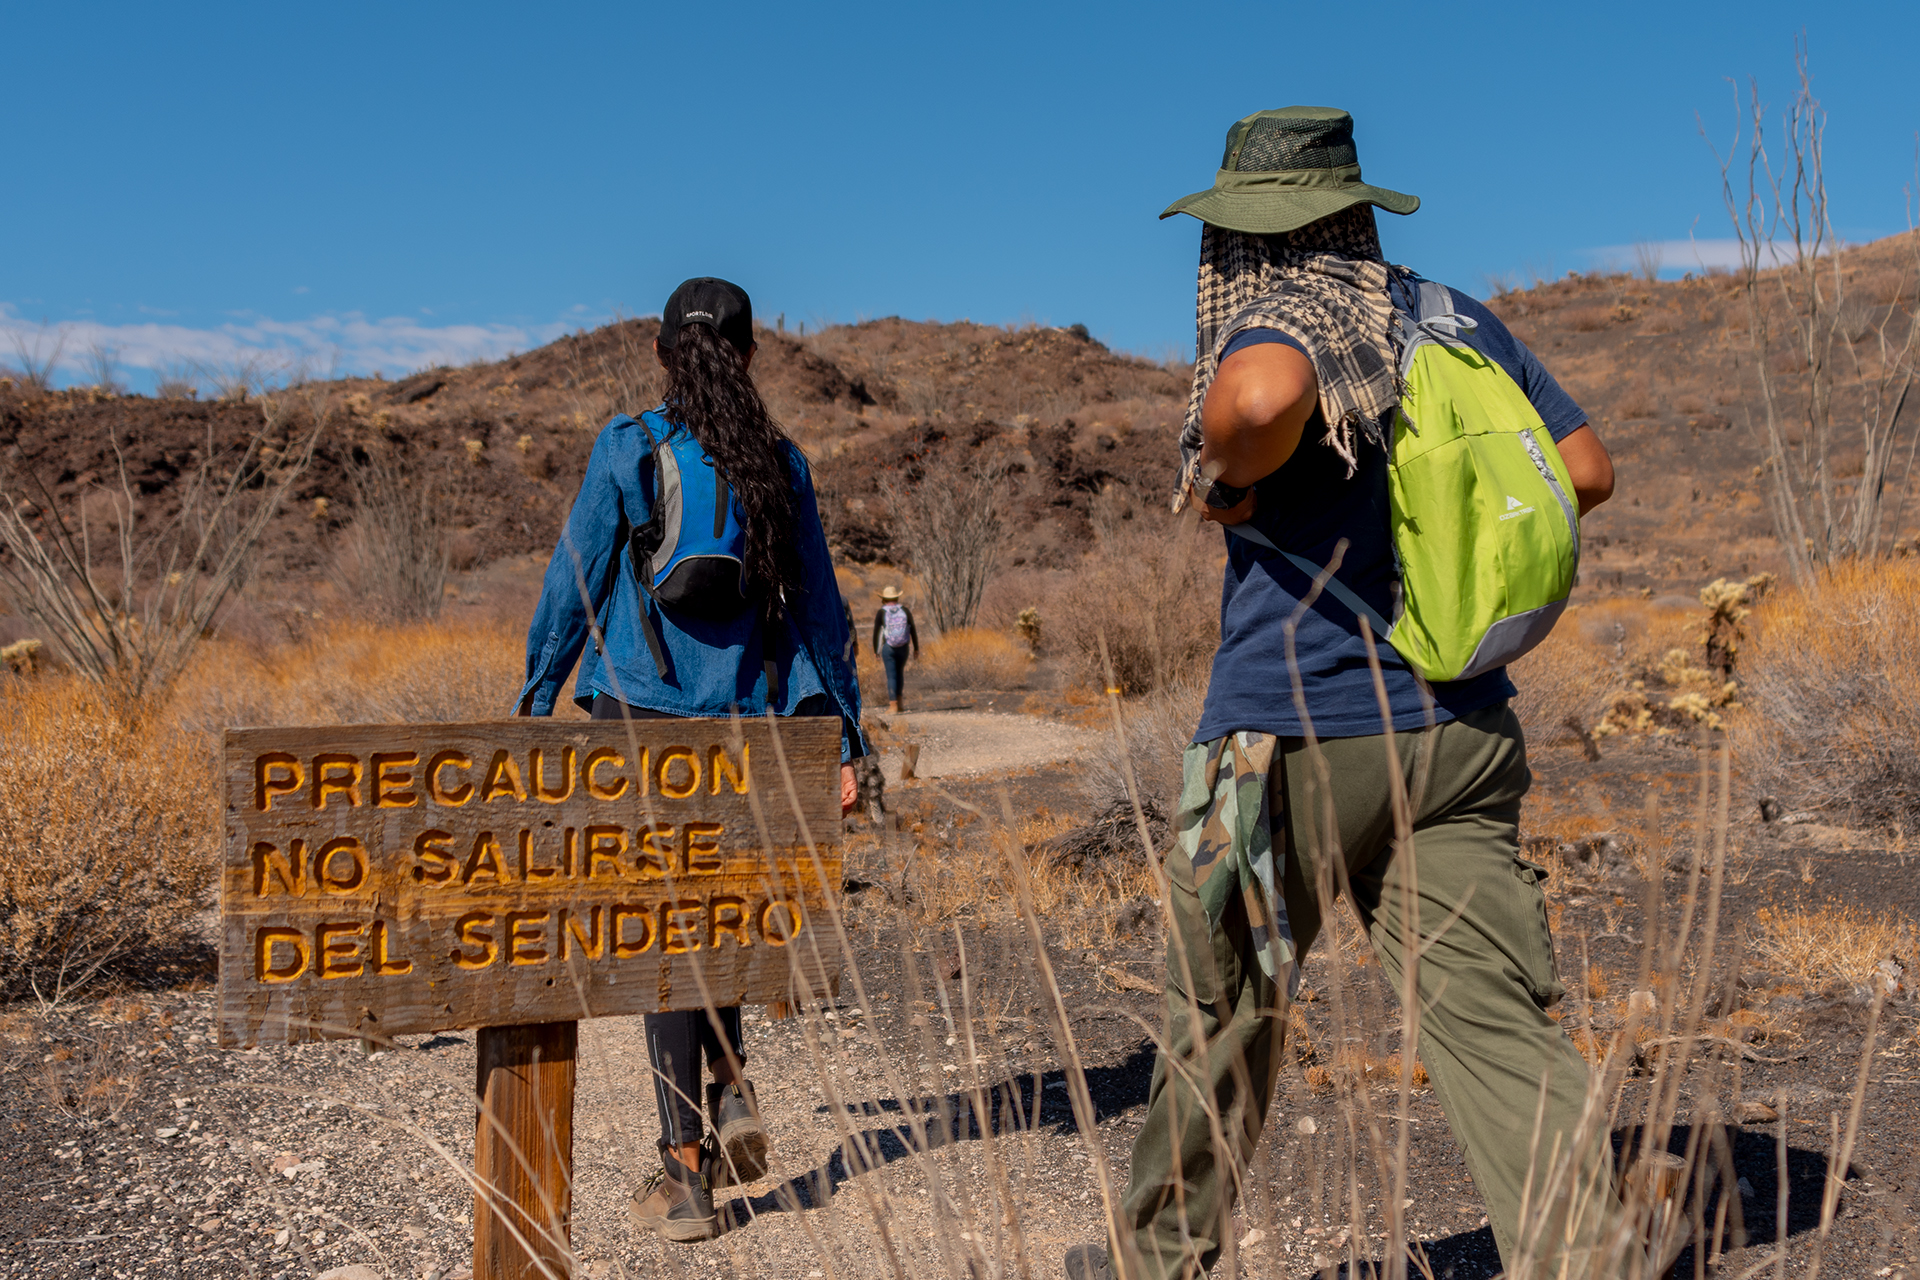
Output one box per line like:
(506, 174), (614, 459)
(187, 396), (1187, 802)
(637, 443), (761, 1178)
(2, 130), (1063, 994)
(518, 411), (869, 762)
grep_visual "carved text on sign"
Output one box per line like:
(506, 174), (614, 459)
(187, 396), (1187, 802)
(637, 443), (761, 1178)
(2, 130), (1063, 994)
(217, 719), (842, 1047)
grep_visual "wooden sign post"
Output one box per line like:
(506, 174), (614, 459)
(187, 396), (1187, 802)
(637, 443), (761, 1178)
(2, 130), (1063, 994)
(217, 718), (843, 1280)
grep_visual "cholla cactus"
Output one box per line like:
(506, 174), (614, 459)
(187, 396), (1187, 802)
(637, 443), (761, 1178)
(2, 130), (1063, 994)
(1015, 605), (1042, 654)
(1699, 572), (1774, 677)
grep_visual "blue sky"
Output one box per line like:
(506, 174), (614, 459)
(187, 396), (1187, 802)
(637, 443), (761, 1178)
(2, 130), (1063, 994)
(3, 1), (1917, 390)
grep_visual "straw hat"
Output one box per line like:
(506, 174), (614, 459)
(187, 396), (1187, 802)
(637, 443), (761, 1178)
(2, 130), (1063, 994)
(879, 585), (903, 601)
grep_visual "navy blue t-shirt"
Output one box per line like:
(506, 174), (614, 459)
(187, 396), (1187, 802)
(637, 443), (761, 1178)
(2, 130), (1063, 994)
(1192, 278), (1587, 742)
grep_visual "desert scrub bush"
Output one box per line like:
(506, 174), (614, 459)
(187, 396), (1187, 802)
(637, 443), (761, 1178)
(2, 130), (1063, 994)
(332, 445), (452, 623)
(1734, 558), (1920, 825)
(913, 627), (1028, 689)
(1078, 676), (1205, 821)
(878, 445), (1012, 631)
(0, 677), (216, 1001)
(1054, 498), (1220, 696)
(1750, 900), (1914, 987)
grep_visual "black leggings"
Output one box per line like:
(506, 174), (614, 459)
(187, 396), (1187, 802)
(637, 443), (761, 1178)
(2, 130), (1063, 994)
(592, 693), (746, 1145)
(644, 1007), (745, 1144)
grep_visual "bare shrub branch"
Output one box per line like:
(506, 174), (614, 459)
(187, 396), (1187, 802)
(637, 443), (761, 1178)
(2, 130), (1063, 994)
(0, 395), (324, 700)
(561, 317), (661, 431)
(1709, 42), (1920, 585)
(879, 445), (1012, 633)
(333, 445), (451, 623)
(6, 322), (67, 392)
(1633, 241), (1664, 283)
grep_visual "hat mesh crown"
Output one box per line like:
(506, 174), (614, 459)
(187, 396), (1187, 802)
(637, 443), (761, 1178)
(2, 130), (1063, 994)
(1230, 115), (1358, 173)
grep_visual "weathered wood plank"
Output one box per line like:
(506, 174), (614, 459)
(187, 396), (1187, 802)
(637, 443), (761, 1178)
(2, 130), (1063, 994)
(217, 718), (842, 1046)
(473, 1021), (576, 1280)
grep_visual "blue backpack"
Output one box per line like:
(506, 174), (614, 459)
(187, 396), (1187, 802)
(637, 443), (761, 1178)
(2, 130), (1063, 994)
(626, 412), (756, 676)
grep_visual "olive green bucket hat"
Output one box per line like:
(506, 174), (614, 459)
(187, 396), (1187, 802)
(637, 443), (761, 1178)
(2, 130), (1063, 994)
(1160, 106), (1419, 235)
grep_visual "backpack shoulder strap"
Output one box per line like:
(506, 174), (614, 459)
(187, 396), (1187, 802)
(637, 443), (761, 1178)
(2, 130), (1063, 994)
(621, 412), (672, 679)
(1222, 522), (1394, 638)
(1394, 277), (1481, 381)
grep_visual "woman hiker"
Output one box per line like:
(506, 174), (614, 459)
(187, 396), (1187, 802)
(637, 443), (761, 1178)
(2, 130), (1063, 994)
(516, 277), (867, 1243)
(871, 584), (919, 713)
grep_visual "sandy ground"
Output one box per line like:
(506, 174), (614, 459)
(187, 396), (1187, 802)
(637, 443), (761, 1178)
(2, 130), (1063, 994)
(869, 711), (1098, 781)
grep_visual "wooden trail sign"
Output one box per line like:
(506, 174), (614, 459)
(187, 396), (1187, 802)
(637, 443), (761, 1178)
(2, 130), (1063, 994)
(218, 716), (844, 1279)
(218, 717), (842, 1046)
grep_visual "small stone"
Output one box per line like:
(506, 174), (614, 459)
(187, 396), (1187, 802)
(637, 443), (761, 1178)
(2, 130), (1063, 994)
(154, 1128), (179, 1140)
(1736, 1100), (1779, 1124)
(273, 1227), (291, 1247)
(403, 1224), (429, 1241)
(1238, 1228), (1266, 1249)
(1295, 1116), (1317, 1135)
(1738, 1176), (1756, 1199)
(316, 1267), (381, 1280)
(270, 1152), (302, 1173)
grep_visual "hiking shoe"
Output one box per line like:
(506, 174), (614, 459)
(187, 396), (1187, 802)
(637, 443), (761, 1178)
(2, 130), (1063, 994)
(1063, 1244), (1114, 1280)
(706, 1080), (769, 1184)
(629, 1153), (715, 1242)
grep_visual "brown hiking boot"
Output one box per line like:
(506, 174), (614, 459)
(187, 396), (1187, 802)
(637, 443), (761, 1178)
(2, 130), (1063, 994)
(706, 1080), (768, 1184)
(629, 1150), (716, 1242)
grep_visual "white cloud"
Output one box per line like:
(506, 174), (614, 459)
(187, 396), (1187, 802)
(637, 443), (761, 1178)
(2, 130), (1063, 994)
(0, 304), (575, 387)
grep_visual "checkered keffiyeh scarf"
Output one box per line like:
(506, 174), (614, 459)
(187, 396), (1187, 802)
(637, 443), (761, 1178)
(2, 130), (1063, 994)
(1172, 205), (1403, 509)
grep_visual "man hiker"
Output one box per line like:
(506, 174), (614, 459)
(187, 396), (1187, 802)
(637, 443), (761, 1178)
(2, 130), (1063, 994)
(1068, 107), (1622, 1280)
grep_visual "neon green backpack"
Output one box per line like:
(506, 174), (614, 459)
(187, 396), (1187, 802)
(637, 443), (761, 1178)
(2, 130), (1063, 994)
(1230, 279), (1580, 682)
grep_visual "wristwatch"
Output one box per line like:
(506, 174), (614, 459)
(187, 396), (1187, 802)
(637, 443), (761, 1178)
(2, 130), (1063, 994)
(1204, 480), (1251, 510)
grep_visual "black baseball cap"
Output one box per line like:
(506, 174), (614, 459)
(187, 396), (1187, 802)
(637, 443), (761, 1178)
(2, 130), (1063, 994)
(658, 277), (754, 357)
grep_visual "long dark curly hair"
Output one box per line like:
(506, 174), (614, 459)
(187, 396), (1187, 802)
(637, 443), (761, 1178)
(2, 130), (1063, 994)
(658, 322), (802, 606)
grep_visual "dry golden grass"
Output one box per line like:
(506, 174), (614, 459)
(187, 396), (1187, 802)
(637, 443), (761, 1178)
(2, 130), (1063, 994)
(170, 617), (529, 734)
(913, 627), (1029, 690)
(0, 676), (217, 1000)
(1303, 1047), (1431, 1095)
(1736, 558), (1920, 825)
(1509, 613), (1617, 746)
(1749, 900), (1915, 987)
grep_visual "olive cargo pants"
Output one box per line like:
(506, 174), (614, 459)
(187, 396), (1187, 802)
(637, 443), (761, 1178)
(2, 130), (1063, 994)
(1119, 703), (1611, 1278)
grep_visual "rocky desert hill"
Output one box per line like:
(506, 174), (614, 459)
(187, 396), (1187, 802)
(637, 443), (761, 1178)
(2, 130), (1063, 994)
(2, 229), (1915, 638)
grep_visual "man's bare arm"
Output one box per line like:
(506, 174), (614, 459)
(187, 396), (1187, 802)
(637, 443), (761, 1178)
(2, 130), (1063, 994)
(1194, 343), (1318, 523)
(1555, 424), (1614, 516)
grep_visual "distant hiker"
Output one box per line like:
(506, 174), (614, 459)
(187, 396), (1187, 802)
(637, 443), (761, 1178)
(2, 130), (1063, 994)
(871, 584), (920, 713)
(1067, 108), (1621, 1280)
(516, 277), (867, 1243)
